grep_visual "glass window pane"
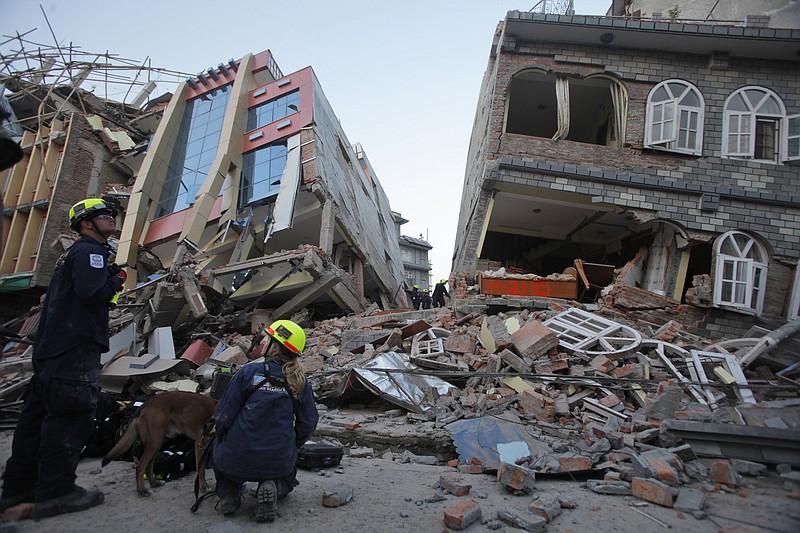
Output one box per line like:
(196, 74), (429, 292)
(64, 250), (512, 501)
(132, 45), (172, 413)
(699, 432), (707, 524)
(680, 91), (700, 107)
(756, 94), (781, 114)
(727, 93), (748, 112)
(652, 86), (669, 102)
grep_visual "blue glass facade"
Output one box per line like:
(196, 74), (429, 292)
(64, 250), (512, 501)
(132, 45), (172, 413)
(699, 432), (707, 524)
(246, 90), (300, 132)
(156, 84), (232, 218)
(239, 143), (287, 207)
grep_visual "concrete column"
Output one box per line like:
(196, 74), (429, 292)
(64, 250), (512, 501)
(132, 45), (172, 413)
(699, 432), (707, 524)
(319, 195), (335, 254)
(352, 255), (364, 301)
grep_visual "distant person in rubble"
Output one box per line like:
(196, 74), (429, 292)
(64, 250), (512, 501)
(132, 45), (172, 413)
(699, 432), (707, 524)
(1, 198), (124, 519)
(420, 288), (433, 309)
(432, 279), (450, 308)
(210, 320), (319, 522)
(404, 283), (421, 309)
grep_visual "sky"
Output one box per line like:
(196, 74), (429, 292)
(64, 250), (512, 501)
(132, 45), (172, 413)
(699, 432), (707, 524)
(2, 0), (611, 283)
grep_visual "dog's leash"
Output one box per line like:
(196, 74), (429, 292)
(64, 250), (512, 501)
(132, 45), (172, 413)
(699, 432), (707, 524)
(191, 426), (218, 513)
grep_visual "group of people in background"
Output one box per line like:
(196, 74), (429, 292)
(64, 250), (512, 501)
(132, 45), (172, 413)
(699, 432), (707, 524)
(404, 278), (449, 310)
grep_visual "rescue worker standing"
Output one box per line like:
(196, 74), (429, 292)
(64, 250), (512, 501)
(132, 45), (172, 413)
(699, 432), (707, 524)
(403, 283), (421, 310)
(211, 320), (319, 522)
(1, 198), (124, 519)
(432, 279), (450, 308)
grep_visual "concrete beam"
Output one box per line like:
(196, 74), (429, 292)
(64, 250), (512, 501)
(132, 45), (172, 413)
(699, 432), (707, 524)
(272, 270), (339, 319)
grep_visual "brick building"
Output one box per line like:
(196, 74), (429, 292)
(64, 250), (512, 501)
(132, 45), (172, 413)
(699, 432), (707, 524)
(0, 86), (154, 317)
(453, 11), (800, 335)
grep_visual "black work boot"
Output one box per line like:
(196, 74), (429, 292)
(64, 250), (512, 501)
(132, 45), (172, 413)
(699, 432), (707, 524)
(32, 486), (104, 520)
(255, 480), (277, 522)
(0, 488), (36, 512)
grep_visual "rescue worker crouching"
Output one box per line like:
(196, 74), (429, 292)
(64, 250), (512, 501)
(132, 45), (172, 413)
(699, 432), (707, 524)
(1, 198), (124, 519)
(420, 289), (432, 309)
(211, 320), (319, 522)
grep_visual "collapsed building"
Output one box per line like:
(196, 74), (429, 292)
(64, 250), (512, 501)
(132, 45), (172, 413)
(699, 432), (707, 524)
(452, 10), (800, 341)
(114, 50), (407, 319)
(0, 38), (408, 324)
(0, 38), (185, 315)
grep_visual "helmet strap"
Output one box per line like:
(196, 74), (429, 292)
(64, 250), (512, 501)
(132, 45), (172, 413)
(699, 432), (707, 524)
(87, 218), (109, 245)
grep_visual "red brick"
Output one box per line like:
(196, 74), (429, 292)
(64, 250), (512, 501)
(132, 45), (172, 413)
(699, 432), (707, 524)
(518, 389), (556, 422)
(439, 472), (472, 496)
(632, 477), (674, 507)
(558, 455), (592, 471)
(509, 319), (558, 359)
(458, 464), (484, 474)
(443, 499), (481, 530)
(497, 462), (537, 492)
(589, 354), (615, 373)
(599, 394), (622, 408)
(613, 364), (635, 378)
(710, 460), (738, 487)
(647, 457), (679, 485)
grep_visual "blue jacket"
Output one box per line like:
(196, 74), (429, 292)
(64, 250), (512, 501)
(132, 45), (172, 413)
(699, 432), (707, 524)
(34, 235), (122, 359)
(212, 359), (319, 480)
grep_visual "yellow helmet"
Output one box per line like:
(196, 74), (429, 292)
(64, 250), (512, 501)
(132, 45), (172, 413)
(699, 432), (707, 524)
(266, 319), (306, 355)
(440, 279), (446, 284)
(69, 198), (117, 231)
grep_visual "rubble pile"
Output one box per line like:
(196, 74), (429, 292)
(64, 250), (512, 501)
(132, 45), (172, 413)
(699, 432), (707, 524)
(1, 267), (799, 530)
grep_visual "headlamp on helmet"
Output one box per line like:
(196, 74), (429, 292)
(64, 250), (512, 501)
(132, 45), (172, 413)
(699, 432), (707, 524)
(266, 319), (306, 355)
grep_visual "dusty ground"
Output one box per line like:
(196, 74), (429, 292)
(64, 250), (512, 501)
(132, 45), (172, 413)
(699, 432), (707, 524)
(1, 429), (799, 532)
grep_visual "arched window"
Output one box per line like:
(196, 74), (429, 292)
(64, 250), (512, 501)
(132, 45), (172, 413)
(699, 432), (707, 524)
(722, 86), (799, 163)
(713, 231), (768, 316)
(644, 80), (704, 155)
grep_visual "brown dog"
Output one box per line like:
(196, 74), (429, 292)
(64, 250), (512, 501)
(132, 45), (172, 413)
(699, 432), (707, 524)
(101, 391), (217, 496)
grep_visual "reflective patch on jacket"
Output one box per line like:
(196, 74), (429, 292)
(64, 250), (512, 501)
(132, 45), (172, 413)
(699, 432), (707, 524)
(89, 254), (105, 268)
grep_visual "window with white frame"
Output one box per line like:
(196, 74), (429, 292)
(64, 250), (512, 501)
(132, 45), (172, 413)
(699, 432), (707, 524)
(722, 86), (799, 163)
(789, 259), (800, 320)
(713, 231), (768, 316)
(644, 80), (704, 155)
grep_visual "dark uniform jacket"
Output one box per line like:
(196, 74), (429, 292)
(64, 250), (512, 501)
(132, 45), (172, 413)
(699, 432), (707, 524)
(212, 360), (319, 481)
(33, 235), (122, 359)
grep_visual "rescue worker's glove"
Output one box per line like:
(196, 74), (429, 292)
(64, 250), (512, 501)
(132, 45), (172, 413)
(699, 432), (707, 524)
(108, 264), (126, 308)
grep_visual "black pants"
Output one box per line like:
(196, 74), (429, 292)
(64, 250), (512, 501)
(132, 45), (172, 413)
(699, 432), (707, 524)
(2, 342), (100, 501)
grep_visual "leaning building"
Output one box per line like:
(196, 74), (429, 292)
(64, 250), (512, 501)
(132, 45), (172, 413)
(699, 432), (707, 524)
(453, 11), (800, 335)
(116, 50), (406, 318)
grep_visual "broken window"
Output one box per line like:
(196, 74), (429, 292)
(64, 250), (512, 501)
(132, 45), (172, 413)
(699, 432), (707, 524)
(644, 80), (704, 155)
(156, 84), (231, 218)
(239, 142), (287, 208)
(713, 230), (768, 316)
(246, 90), (300, 132)
(505, 70), (626, 147)
(722, 86), (798, 162)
